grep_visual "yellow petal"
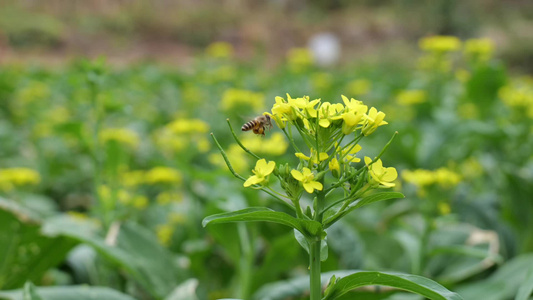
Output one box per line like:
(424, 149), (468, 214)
(264, 161), (276, 175)
(319, 118), (331, 128)
(311, 181), (323, 191)
(291, 170), (304, 181)
(382, 167), (398, 182)
(244, 175), (261, 187)
(303, 182), (315, 193)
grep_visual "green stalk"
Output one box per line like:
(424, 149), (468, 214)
(237, 223), (253, 299)
(309, 238), (322, 300)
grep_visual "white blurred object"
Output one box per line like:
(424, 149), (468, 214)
(308, 33), (341, 67)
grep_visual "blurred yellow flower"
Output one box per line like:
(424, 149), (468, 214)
(132, 195), (148, 209)
(438, 202), (451, 215)
(402, 169), (435, 187)
(455, 69), (471, 82)
(156, 224), (174, 246)
(434, 168), (461, 187)
(145, 167), (183, 185)
(17, 81), (51, 104)
(121, 170), (146, 187)
(167, 119), (209, 134)
(287, 48), (313, 72)
(499, 78), (533, 118)
(457, 102), (479, 120)
(464, 38), (494, 61)
(169, 212), (187, 224)
(220, 89), (265, 112)
(0, 168), (41, 191)
(347, 79), (371, 96)
(402, 167), (461, 188)
(156, 192), (183, 205)
(311, 72), (333, 91)
(99, 128), (140, 149)
(206, 41), (234, 58)
(242, 132), (288, 156)
(419, 36), (462, 53)
(396, 90), (427, 106)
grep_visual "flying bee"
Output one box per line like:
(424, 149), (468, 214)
(242, 114), (272, 136)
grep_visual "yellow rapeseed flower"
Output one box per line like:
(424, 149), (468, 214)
(244, 159), (276, 187)
(365, 157), (397, 188)
(291, 167), (323, 193)
(362, 107), (388, 136)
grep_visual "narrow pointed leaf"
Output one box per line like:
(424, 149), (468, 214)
(202, 207), (322, 236)
(323, 271), (463, 300)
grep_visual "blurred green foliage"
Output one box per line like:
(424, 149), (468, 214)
(0, 37), (532, 299)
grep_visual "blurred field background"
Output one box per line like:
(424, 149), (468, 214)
(1, 0), (532, 70)
(1, 1), (533, 300)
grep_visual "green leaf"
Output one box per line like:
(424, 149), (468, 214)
(43, 217), (185, 299)
(324, 192), (404, 227)
(323, 271), (463, 300)
(456, 254), (533, 300)
(164, 279), (199, 300)
(202, 207), (322, 236)
(515, 266), (533, 300)
(0, 285), (136, 300)
(0, 199), (78, 289)
(22, 282), (42, 300)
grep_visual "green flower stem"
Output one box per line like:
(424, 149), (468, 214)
(372, 131), (398, 163)
(282, 127), (302, 153)
(237, 223), (253, 298)
(310, 187), (325, 300)
(293, 122), (315, 149)
(226, 119), (261, 160)
(309, 237), (322, 300)
(211, 133), (295, 211)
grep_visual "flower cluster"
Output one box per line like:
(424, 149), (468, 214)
(155, 118), (211, 154)
(402, 167), (461, 189)
(239, 95), (396, 202)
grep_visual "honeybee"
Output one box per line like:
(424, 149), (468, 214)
(242, 114), (272, 136)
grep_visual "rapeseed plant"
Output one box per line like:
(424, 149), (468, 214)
(205, 95), (465, 300)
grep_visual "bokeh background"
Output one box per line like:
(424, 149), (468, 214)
(0, 1), (533, 300)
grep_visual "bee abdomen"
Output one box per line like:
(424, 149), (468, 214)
(242, 121), (256, 131)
